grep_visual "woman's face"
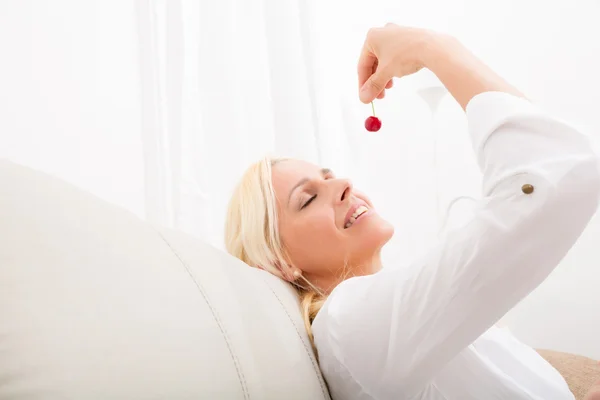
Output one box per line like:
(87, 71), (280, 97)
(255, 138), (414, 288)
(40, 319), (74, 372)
(272, 159), (394, 290)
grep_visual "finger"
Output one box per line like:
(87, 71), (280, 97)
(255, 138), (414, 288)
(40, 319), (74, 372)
(357, 45), (377, 91)
(359, 65), (393, 104)
(370, 59), (391, 100)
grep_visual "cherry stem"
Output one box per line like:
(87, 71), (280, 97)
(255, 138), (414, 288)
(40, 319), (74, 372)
(371, 101), (376, 117)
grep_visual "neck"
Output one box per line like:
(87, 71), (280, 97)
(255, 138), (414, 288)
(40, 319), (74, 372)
(306, 251), (383, 295)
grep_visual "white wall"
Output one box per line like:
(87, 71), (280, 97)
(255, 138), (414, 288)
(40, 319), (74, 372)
(1, 0), (599, 360)
(0, 0), (145, 216)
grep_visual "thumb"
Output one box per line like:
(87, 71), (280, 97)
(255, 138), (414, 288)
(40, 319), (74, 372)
(359, 68), (392, 103)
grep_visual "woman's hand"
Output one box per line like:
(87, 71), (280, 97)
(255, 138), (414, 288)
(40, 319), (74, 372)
(358, 23), (524, 109)
(357, 24), (432, 103)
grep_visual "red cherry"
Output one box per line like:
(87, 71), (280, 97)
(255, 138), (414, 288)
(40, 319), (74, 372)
(364, 116), (381, 132)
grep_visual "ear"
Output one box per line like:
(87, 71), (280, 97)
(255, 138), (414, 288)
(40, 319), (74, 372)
(273, 260), (297, 282)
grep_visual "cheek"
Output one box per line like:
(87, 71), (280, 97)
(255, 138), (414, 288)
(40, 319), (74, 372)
(281, 211), (344, 269)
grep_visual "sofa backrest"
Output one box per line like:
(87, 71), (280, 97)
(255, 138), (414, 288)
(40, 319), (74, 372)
(0, 159), (330, 400)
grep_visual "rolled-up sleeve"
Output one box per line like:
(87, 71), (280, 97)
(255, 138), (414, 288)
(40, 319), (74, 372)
(313, 92), (600, 399)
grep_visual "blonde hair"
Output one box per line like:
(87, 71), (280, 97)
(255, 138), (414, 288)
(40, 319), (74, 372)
(224, 156), (326, 353)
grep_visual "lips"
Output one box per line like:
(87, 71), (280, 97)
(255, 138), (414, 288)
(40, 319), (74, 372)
(344, 202), (369, 229)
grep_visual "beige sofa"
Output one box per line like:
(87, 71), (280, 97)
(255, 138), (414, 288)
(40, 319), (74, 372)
(0, 159), (597, 399)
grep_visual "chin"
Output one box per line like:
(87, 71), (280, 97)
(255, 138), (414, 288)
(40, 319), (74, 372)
(374, 220), (395, 247)
(353, 216), (394, 255)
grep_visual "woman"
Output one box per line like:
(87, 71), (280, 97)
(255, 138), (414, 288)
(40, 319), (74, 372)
(225, 24), (600, 399)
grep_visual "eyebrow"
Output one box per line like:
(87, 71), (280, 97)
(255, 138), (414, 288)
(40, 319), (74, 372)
(287, 168), (331, 206)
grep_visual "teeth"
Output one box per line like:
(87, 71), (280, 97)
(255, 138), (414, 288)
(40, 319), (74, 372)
(352, 206), (368, 218)
(345, 205), (369, 229)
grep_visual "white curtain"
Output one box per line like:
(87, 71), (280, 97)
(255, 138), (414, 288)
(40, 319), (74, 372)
(134, 0), (459, 257)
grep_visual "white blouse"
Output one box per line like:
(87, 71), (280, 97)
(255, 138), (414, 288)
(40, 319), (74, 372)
(312, 92), (600, 400)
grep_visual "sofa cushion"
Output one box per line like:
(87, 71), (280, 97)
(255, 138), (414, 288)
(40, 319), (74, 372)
(0, 159), (329, 399)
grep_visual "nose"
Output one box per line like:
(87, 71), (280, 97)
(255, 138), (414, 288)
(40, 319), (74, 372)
(334, 179), (353, 204)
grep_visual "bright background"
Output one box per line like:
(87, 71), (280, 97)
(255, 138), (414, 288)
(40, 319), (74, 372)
(1, 0), (599, 359)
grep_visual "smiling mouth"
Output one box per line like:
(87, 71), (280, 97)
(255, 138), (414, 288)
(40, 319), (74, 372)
(344, 205), (369, 229)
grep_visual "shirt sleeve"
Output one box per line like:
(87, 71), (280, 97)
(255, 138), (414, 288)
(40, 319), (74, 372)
(313, 91), (600, 399)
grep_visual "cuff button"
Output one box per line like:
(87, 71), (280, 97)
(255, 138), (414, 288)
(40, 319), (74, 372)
(521, 184), (534, 194)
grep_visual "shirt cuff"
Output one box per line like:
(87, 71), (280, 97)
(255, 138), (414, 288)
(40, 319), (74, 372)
(465, 91), (544, 167)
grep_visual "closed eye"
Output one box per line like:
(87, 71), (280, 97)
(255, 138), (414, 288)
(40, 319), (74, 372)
(301, 195), (316, 209)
